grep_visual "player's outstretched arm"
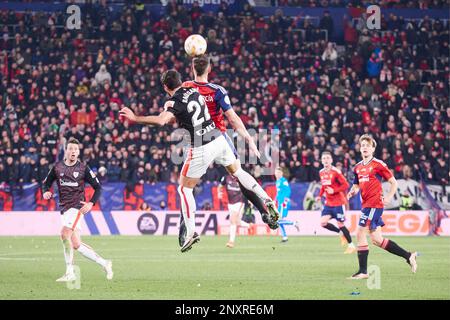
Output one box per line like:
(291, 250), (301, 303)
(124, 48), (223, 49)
(383, 176), (398, 206)
(224, 109), (261, 158)
(42, 166), (56, 199)
(119, 107), (175, 127)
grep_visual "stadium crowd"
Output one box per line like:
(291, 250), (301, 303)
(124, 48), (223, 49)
(277, 0), (449, 8)
(0, 1), (448, 194)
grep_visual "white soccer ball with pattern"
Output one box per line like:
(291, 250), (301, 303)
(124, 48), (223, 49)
(184, 34), (207, 57)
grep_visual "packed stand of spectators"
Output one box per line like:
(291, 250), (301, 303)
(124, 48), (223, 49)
(4, 0), (450, 8)
(0, 1), (449, 195)
(276, 0), (449, 8)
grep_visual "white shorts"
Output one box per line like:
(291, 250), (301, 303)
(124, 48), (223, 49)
(228, 202), (245, 215)
(61, 208), (83, 231)
(181, 135), (236, 179)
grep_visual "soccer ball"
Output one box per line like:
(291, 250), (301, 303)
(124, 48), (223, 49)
(184, 34), (207, 57)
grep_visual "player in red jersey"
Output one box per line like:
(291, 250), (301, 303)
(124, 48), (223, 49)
(181, 55), (279, 228)
(317, 151), (355, 254)
(347, 135), (418, 279)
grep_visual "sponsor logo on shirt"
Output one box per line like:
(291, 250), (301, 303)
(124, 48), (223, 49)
(60, 180), (79, 187)
(359, 175), (370, 183)
(204, 95), (214, 102)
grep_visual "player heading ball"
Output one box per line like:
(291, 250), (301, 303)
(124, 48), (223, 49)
(119, 69), (280, 253)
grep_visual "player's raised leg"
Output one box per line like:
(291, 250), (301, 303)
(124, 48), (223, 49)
(320, 205), (355, 253)
(237, 181), (275, 227)
(370, 227), (417, 273)
(320, 211), (347, 247)
(225, 161), (279, 228)
(320, 211), (340, 234)
(72, 229), (113, 280)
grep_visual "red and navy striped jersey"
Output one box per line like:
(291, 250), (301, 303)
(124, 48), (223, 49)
(319, 166), (349, 206)
(182, 81), (232, 132)
(353, 158), (393, 209)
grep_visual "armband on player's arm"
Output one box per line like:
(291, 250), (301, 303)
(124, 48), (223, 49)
(85, 166), (102, 204)
(42, 166), (56, 193)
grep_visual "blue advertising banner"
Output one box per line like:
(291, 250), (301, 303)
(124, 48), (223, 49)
(2, 181), (361, 212)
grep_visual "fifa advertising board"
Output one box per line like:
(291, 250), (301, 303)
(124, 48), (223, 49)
(0, 210), (442, 236)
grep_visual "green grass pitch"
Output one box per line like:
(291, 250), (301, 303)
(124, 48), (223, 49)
(0, 236), (449, 300)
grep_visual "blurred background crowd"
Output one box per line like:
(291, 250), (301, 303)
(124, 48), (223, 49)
(0, 0), (448, 194)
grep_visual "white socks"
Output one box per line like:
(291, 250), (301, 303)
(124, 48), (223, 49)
(229, 224), (237, 242)
(178, 186), (196, 238)
(76, 243), (107, 268)
(229, 221), (250, 243)
(240, 220), (250, 228)
(62, 239), (74, 275)
(232, 168), (269, 201)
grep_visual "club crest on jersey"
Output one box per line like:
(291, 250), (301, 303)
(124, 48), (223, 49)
(73, 171), (79, 178)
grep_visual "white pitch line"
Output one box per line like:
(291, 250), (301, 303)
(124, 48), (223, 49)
(0, 251), (58, 257)
(0, 247), (156, 258)
(0, 257), (54, 261)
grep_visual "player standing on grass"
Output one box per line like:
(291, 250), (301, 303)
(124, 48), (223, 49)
(218, 175), (251, 248)
(317, 152), (356, 254)
(42, 137), (113, 282)
(182, 55), (278, 229)
(119, 70), (278, 253)
(275, 167), (299, 242)
(347, 134), (418, 279)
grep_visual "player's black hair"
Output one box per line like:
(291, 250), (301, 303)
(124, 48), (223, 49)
(66, 137), (80, 149)
(192, 54), (210, 76)
(160, 69), (182, 90)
